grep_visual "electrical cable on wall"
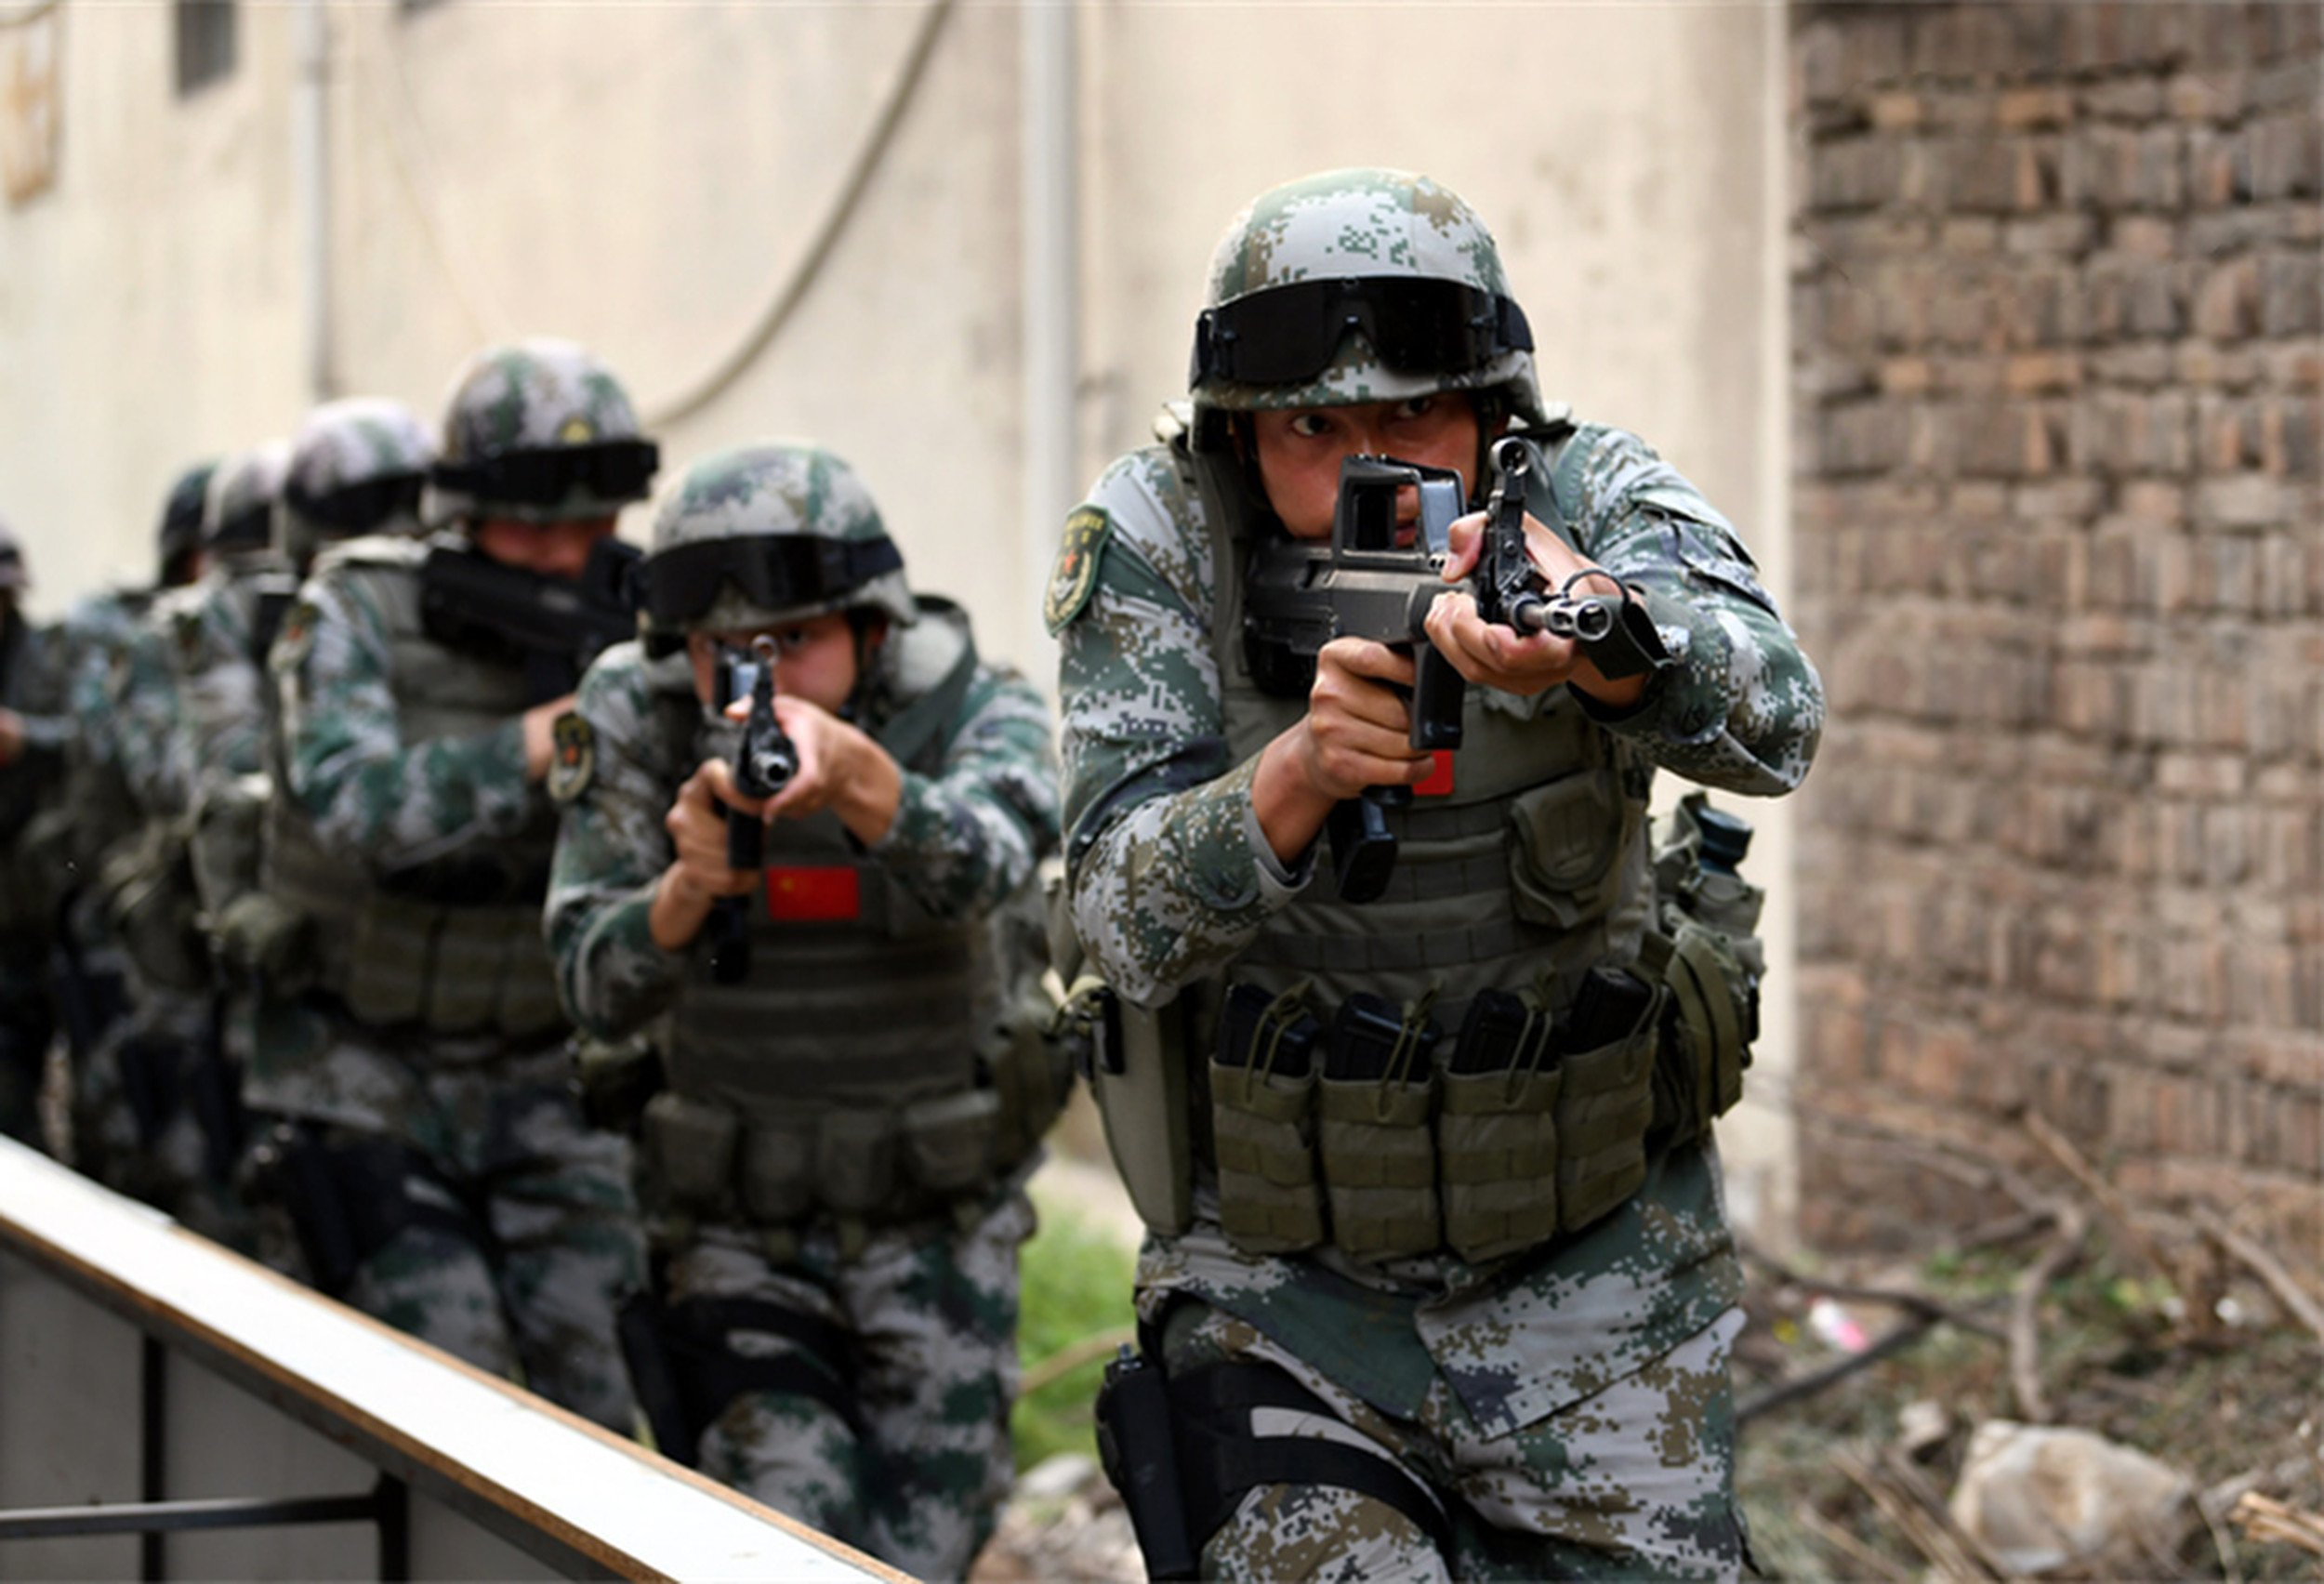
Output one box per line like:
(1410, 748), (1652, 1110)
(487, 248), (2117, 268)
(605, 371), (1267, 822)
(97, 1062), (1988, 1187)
(641, 0), (957, 427)
(362, 0), (957, 426)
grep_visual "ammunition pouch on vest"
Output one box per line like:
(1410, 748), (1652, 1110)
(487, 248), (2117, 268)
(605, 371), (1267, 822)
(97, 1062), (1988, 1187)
(96, 822), (211, 994)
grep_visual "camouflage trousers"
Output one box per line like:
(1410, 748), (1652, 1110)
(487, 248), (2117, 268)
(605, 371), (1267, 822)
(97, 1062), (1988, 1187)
(666, 1186), (1037, 1579)
(243, 1004), (644, 1433)
(1159, 1300), (1750, 1582)
(70, 985), (258, 1252)
(0, 940), (51, 1148)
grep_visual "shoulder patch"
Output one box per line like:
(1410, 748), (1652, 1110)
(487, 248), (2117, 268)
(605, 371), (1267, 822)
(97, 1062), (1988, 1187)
(547, 711), (596, 805)
(271, 599), (320, 673)
(1044, 506), (1112, 637)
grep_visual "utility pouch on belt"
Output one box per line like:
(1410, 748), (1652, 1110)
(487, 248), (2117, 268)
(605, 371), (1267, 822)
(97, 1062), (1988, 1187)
(1317, 993), (1442, 1263)
(1437, 988), (1563, 1263)
(1641, 792), (1764, 1148)
(1209, 983), (1325, 1255)
(1080, 980), (1195, 1237)
(642, 1091), (739, 1214)
(730, 1120), (812, 1223)
(1550, 966), (1660, 1233)
(817, 1107), (898, 1217)
(901, 1089), (1002, 1195)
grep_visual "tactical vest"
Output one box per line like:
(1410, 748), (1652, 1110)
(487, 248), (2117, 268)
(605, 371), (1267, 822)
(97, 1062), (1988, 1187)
(261, 536), (564, 1040)
(1081, 429), (1752, 1272)
(638, 601), (1064, 1242)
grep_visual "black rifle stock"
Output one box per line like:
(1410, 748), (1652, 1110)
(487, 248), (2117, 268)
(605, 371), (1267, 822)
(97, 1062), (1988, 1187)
(417, 536), (643, 704)
(707, 637), (799, 983)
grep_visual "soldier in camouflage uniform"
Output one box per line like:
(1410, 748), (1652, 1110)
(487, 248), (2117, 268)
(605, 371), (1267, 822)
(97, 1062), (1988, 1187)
(246, 341), (650, 1430)
(0, 518), (70, 1147)
(187, 404), (435, 1065)
(44, 461), (212, 1102)
(1052, 170), (1825, 1580)
(63, 455), (286, 1246)
(545, 442), (1063, 1577)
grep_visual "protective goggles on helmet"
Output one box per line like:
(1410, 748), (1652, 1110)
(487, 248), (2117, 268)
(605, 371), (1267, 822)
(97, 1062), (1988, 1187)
(285, 471), (427, 535)
(638, 533), (904, 628)
(431, 438), (660, 508)
(1191, 276), (1533, 389)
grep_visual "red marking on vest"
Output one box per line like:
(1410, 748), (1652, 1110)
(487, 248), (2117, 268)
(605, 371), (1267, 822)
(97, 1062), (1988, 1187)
(1416, 751), (1456, 798)
(765, 866), (861, 921)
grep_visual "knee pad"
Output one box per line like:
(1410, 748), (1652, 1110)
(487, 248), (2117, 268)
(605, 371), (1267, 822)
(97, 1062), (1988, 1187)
(617, 1287), (856, 1469)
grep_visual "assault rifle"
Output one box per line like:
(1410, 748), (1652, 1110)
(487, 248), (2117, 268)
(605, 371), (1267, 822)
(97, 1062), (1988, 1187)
(418, 536), (643, 704)
(1242, 439), (1658, 904)
(707, 637), (799, 983)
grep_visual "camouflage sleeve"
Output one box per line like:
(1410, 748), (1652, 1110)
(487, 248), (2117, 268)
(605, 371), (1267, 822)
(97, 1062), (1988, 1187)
(871, 663), (1059, 922)
(277, 565), (536, 872)
(1056, 450), (1313, 1008)
(112, 619), (193, 816)
(1558, 425), (1825, 796)
(64, 596), (133, 784)
(545, 648), (684, 1040)
(172, 590), (265, 786)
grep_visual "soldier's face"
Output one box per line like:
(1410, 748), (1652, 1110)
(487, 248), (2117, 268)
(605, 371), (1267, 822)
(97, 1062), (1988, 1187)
(1248, 394), (1481, 540)
(686, 613), (865, 715)
(471, 515), (618, 581)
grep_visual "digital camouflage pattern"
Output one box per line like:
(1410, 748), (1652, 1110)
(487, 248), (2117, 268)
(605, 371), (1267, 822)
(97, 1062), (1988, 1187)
(271, 1055), (641, 1428)
(0, 591), (66, 1146)
(432, 338), (652, 525)
(254, 540), (642, 1431)
(1160, 1297), (1747, 1581)
(1194, 167), (1545, 422)
(673, 1195), (1035, 1579)
(642, 442), (916, 636)
(1058, 168), (1821, 1580)
(281, 397), (434, 572)
(546, 472), (1058, 1569)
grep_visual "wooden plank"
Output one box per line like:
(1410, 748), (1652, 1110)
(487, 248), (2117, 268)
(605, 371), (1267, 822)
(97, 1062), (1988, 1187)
(0, 1139), (902, 1584)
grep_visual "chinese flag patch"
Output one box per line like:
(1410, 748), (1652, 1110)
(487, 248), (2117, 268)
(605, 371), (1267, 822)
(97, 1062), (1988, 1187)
(765, 865), (862, 921)
(1415, 750), (1456, 798)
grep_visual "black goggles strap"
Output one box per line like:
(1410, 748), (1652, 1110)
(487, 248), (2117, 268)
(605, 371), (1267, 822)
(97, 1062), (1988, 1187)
(431, 439), (660, 508)
(1190, 277), (1532, 389)
(640, 534), (904, 627)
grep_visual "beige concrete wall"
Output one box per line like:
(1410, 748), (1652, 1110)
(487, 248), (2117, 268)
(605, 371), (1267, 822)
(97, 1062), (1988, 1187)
(0, 0), (1799, 1239)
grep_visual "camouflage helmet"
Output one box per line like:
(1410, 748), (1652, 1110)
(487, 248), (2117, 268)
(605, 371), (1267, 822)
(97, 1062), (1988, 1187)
(157, 459), (219, 570)
(281, 397), (435, 571)
(1188, 167), (1547, 425)
(639, 442), (915, 652)
(202, 441), (292, 561)
(429, 338), (658, 526)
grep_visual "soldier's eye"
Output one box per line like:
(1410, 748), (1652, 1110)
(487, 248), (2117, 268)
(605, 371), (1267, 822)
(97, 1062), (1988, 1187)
(1393, 396), (1438, 420)
(1286, 413), (1334, 440)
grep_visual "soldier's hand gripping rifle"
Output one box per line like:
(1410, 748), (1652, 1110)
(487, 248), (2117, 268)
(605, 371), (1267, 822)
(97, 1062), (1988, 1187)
(707, 637), (799, 983)
(1241, 454), (1472, 904)
(1243, 440), (1661, 904)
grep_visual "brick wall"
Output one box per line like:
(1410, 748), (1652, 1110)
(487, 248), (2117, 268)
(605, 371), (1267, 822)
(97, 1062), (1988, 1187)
(1789, 3), (2323, 1254)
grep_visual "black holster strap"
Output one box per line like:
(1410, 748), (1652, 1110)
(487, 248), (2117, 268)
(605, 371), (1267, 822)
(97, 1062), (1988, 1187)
(664, 1294), (858, 1434)
(1167, 1363), (1455, 1562)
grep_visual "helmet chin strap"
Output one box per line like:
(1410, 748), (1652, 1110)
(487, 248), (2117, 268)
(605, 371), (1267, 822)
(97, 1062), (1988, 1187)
(840, 609), (888, 724)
